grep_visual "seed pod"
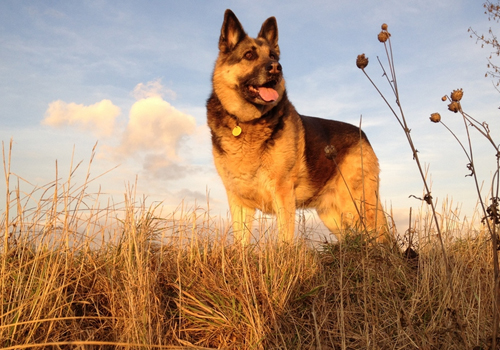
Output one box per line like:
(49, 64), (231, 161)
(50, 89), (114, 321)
(451, 88), (463, 102)
(378, 31), (390, 43)
(356, 54), (369, 69)
(441, 96), (447, 102)
(381, 23), (388, 30)
(324, 145), (337, 160)
(429, 113), (441, 123)
(448, 101), (460, 113)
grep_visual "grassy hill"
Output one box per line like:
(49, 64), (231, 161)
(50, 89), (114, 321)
(1, 175), (497, 349)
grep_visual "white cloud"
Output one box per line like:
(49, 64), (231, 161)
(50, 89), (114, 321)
(42, 99), (120, 138)
(111, 80), (198, 180)
(42, 80), (199, 181)
(117, 96), (196, 159)
(132, 79), (177, 100)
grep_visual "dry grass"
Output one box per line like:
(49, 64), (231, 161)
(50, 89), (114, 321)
(0, 148), (499, 349)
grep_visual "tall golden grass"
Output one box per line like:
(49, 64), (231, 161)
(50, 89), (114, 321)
(1, 142), (498, 349)
(357, 21), (500, 349)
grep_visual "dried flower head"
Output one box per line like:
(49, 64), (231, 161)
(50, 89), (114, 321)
(378, 31), (390, 43)
(441, 95), (447, 102)
(356, 54), (369, 69)
(448, 101), (460, 113)
(324, 144), (337, 160)
(430, 113), (441, 123)
(381, 23), (388, 30)
(451, 88), (463, 102)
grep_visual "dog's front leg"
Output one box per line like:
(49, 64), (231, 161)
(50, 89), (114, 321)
(227, 193), (255, 246)
(274, 185), (296, 243)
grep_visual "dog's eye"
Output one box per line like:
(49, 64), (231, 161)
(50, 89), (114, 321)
(270, 53), (278, 60)
(244, 51), (254, 60)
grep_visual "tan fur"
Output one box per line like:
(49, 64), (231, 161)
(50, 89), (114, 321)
(314, 140), (387, 241)
(207, 10), (388, 245)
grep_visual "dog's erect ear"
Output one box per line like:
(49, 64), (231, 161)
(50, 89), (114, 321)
(258, 16), (279, 52)
(219, 9), (247, 53)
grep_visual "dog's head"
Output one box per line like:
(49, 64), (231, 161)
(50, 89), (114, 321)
(212, 9), (286, 122)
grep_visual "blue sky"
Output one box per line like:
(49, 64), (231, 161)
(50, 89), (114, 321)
(1, 0), (499, 234)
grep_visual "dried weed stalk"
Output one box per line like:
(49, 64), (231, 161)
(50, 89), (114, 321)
(357, 23), (469, 344)
(431, 90), (500, 349)
(356, 25), (448, 265)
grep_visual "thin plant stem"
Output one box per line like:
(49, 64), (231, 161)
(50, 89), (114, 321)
(375, 43), (448, 265)
(458, 106), (500, 348)
(2, 139), (12, 255)
(360, 66), (449, 269)
(359, 31), (471, 344)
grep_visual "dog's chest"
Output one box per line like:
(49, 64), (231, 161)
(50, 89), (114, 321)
(216, 133), (277, 180)
(214, 129), (297, 203)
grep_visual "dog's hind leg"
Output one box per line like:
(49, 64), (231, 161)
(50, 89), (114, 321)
(316, 144), (388, 243)
(316, 192), (356, 240)
(316, 193), (387, 243)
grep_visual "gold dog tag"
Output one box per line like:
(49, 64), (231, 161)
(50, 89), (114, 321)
(232, 125), (242, 137)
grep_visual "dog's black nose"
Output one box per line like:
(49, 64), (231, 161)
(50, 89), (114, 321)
(267, 61), (282, 74)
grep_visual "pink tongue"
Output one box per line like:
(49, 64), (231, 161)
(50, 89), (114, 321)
(258, 87), (279, 102)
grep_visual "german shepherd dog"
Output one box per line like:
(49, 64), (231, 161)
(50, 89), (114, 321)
(207, 9), (387, 244)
